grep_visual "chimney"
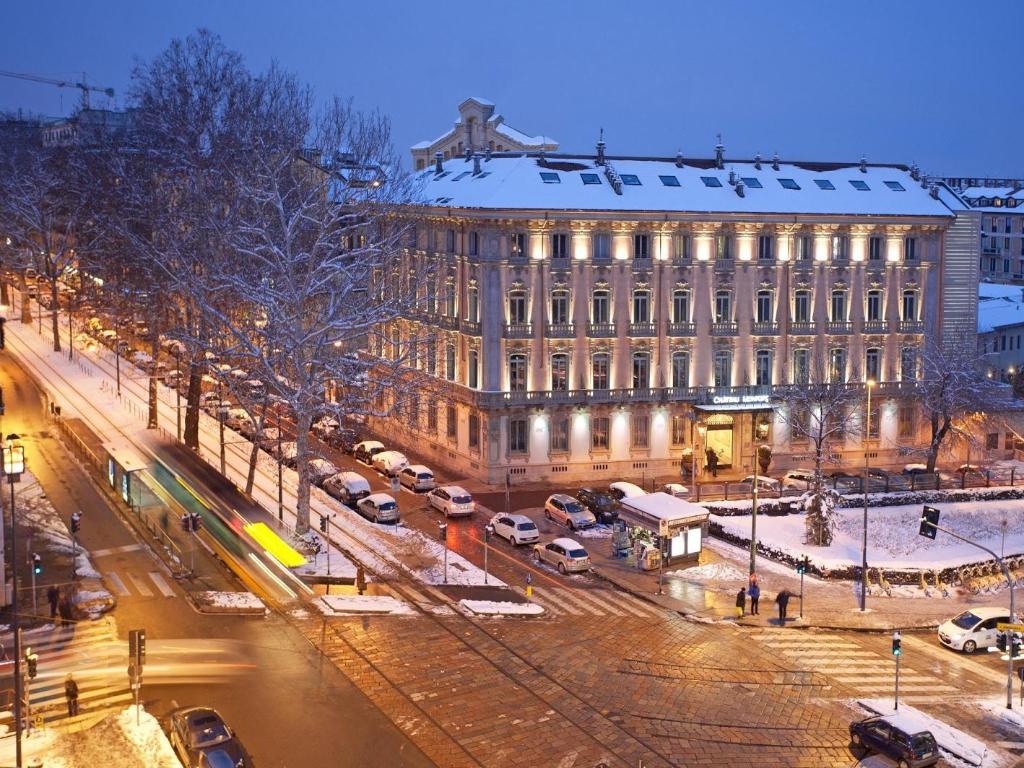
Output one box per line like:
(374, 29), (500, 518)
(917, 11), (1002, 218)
(754, 153), (762, 171)
(485, 145), (492, 161)
(728, 169), (736, 186)
(929, 184), (939, 199)
(910, 162), (920, 181)
(464, 146), (472, 161)
(596, 128), (606, 166)
(473, 153), (482, 175)
(434, 151), (444, 174)
(771, 152), (780, 171)
(735, 178), (746, 198)
(860, 155), (867, 173)
(675, 150), (684, 168)
(715, 134), (724, 169)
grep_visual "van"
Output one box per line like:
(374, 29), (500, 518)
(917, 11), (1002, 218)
(400, 464), (435, 492)
(323, 471), (371, 504)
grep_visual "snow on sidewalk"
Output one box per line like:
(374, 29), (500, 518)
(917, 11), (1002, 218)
(856, 699), (997, 767)
(316, 594), (416, 615)
(193, 591), (267, 614)
(458, 599), (545, 617)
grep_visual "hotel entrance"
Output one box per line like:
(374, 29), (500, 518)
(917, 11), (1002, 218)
(704, 414), (734, 469)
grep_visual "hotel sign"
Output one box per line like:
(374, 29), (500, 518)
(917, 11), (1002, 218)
(711, 394), (771, 405)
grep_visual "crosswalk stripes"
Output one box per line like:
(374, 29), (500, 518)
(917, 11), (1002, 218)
(103, 570), (178, 599)
(0, 619), (132, 728)
(748, 629), (958, 697)
(528, 587), (667, 619)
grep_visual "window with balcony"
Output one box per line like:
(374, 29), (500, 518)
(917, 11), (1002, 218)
(551, 417), (569, 452)
(793, 289), (811, 322)
(551, 233), (568, 259)
(865, 347), (882, 381)
(468, 350), (478, 389)
(756, 290), (773, 322)
(509, 353), (527, 392)
(757, 235), (775, 261)
(468, 231), (478, 256)
(831, 289), (847, 321)
(632, 413), (649, 449)
(466, 285), (479, 322)
(715, 290), (732, 323)
(633, 289), (650, 323)
(593, 232), (611, 260)
(445, 344), (456, 380)
(829, 348), (847, 383)
(793, 349), (810, 385)
(592, 417), (610, 450)
(510, 232), (527, 259)
(713, 350), (732, 387)
(551, 353), (569, 391)
(673, 289), (690, 323)
(868, 236), (883, 261)
(900, 347), (917, 381)
(444, 280), (457, 317)
(671, 351), (690, 387)
(592, 289), (610, 323)
(427, 402), (438, 431)
(866, 289), (882, 322)
(831, 234), (849, 260)
(904, 236), (917, 261)
(902, 289), (917, 320)
(716, 234), (733, 260)
(426, 343), (436, 376)
(508, 290), (528, 323)
(755, 350), (772, 386)
(509, 418), (527, 453)
(674, 233), (692, 261)
(632, 352), (650, 389)
(550, 289), (570, 324)
(592, 353), (609, 389)
(634, 233), (650, 260)
(796, 235), (813, 261)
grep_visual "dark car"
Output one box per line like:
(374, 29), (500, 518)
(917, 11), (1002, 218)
(169, 707), (249, 768)
(324, 427), (359, 453)
(849, 715), (939, 768)
(576, 488), (619, 524)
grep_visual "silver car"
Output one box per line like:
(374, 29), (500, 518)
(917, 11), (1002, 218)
(534, 537), (591, 574)
(356, 493), (401, 524)
(543, 494), (596, 531)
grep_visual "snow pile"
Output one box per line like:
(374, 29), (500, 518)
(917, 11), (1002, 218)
(458, 600), (545, 616)
(316, 594), (416, 615)
(666, 562), (748, 583)
(857, 699), (995, 768)
(194, 591), (266, 613)
(292, 546), (358, 580)
(116, 706), (183, 768)
(973, 696), (1024, 735)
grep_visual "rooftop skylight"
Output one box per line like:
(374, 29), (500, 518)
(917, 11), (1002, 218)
(778, 178), (801, 190)
(659, 175), (681, 187)
(621, 174), (641, 185)
(814, 179), (835, 190)
(701, 176), (723, 188)
(849, 180), (870, 191)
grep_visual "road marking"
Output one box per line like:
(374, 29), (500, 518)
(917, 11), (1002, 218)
(105, 572), (130, 596)
(149, 571), (176, 598)
(902, 634), (1011, 687)
(127, 573), (153, 597)
(535, 588), (584, 616)
(601, 590), (660, 618)
(418, 585), (450, 604)
(90, 543), (144, 558)
(564, 589), (613, 616)
(390, 582), (431, 605)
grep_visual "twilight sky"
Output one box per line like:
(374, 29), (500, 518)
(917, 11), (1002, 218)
(2, 0), (1019, 176)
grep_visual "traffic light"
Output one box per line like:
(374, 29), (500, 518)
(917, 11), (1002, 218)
(31, 553), (41, 576)
(70, 511), (82, 533)
(0, 317), (6, 350)
(891, 631), (902, 656)
(319, 515), (328, 534)
(919, 506), (940, 539)
(1012, 634), (1023, 660)
(996, 633), (1008, 654)
(129, 629), (146, 667)
(796, 556), (809, 575)
(25, 650), (37, 679)
(438, 522), (448, 543)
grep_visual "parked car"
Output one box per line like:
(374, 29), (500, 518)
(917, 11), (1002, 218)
(199, 392), (228, 417)
(325, 428), (359, 453)
(168, 707), (249, 768)
(937, 606), (1011, 654)
(608, 481), (646, 501)
(277, 441), (298, 468)
(257, 427), (281, 452)
(308, 458), (339, 485)
(661, 482), (690, 499)
(866, 467), (910, 491)
(427, 485), (475, 517)
(543, 494), (596, 531)
(372, 450), (409, 477)
(740, 475), (781, 495)
(489, 513), (539, 545)
(399, 464), (436, 492)
(353, 440), (386, 465)
(311, 415), (340, 439)
(224, 407), (254, 434)
(781, 469), (815, 491)
(534, 537), (591, 574)
(322, 471), (371, 504)
(826, 470), (863, 492)
(357, 493), (400, 524)
(849, 714), (939, 767)
(575, 487), (620, 524)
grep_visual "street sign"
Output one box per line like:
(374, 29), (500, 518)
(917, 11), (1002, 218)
(997, 623), (1024, 633)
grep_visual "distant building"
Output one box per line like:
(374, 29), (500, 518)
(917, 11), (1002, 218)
(40, 108), (137, 147)
(410, 97), (558, 170)
(933, 177), (1024, 280)
(978, 281), (1024, 381)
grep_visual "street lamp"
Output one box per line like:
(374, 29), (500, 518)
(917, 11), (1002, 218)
(4, 434), (26, 768)
(173, 346), (182, 442)
(860, 379), (876, 612)
(696, 421), (707, 501)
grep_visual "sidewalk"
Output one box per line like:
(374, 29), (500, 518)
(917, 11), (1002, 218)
(590, 533), (1005, 632)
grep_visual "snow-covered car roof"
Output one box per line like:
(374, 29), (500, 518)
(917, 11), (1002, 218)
(439, 484), (470, 496)
(363, 492), (395, 505)
(355, 440), (384, 450)
(404, 464), (432, 474)
(549, 537), (587, 551)
(374, 450), (406, 462)
(328, 470), (368, 484)
(609, 481), (646, 498)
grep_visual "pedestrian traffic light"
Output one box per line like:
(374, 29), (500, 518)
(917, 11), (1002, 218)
(25, 650), (37, 679)
(438, 522), (448, 542)
(129, 629), (146, 667)
(31, 553), (41, 576)
(0, 317), (6, 350)
(796, 555), (809, 574)
(996, 632), (1008, 653)
(891, 631), (901, 656)
(918, 506), (940, 539)
(70, 511), (82, 533)
(319, 515), (328, 534)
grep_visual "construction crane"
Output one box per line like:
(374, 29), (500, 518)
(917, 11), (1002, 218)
(0, 70), (114, 109)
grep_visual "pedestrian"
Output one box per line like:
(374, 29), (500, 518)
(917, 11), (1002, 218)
(706, 448), (719, 478)
(734, 587), (746, 619)
(65, 673), (79, 717)
(749, 571), (759, 589)
(58, 594), (72, 627)
(748, 581), (761, 615)
(46, 585), (60, 619)
(775, 588), (791, 626)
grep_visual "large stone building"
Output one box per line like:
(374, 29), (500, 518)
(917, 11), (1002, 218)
(410, 97), (557, 171)
(380, 138), (978, 485)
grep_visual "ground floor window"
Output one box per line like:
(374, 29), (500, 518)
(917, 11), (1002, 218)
(592, 416), (610, 450)
(671, 415), (688, 446)
(986, 432), (999, 450)
(509, 418), (527, 453)
(447, 405), (457, 439)
(897, 404), (915, 440)
(427, 402), (437, 431)
(632, 413), (649, 449)
(551, 417), (569, 452)
(468, 413), (480, 449)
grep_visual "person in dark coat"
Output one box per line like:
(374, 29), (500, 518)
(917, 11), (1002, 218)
(748, 581), (761, 615)
(706, 448), (719, 478)
(57, 594), (72, 626)
(47, 586), (60, 619)
(65, 673), (79, 717)
(734, 587), (746, 618)
(775, 589), (791, 625)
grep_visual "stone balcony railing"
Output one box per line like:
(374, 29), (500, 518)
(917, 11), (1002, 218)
(587, 322), (616, 338)
(503, 322), (533, 339)
(460, 319), (481, 336)
(711, 321), (738, 336)
(899, 320), (925, 334)
(788, 321), (816, 335)
(751, 321), (778, 335)
(545, 322), (575, 338)
(863, 320), (888, 334)
(629, 322), (656, 337)
(828, 321), (853, 334)
(668, 321), (696, 336)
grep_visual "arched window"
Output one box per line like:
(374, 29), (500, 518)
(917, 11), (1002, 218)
(445, 344), (456, 380)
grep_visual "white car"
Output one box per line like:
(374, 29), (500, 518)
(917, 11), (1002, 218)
(534, 537), (591, 574)
(938, 607), (1011, 653)
(489, 513), (539, 545)
(308, 458), (339, 484)
(356, 493), (400, 524)
(353, 440), (386, 465)
(372, 450), (409, 477)
(781, 469), (815, 490)
(428, 485), (475, 517)
(661, 483), (690, 499)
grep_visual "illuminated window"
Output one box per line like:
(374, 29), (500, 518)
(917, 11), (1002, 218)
(550, 289), (569, 324)
(509, 354), (527, 392)
(510, 232), (527, 259)
(829, 348), (847, 383)
(755, 350), (772, 386)
(592, 417), (610, 450)
(865, 347), (882, 381)
(793, 349), (810, 385)
(592, 353), (609, 389)
(671, 351), (690, 387)
(550, 417), (569, 451)
(551, 353), (569, 391)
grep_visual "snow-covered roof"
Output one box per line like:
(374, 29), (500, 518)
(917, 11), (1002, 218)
(960, 185), (1024, 212)
(492, 122), (557, 148)
(619, 492), (709, 523)
(978, 291), (1024, 333)
(416, 153), (965, 216)
(979, 281), (1024, 300)
(962, 185), (1021, 199)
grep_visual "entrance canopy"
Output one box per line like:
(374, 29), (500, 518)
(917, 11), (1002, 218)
(694, 392), (776, 413)
(618, 492), (708, 537)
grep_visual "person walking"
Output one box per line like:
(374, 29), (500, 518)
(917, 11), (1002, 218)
(65, 673), (79, 717)
(734, 587), (746, 619)
(47, 585), (60, 619)
(775, 588), (791, 626)
(748, 581), (761, 615)
(706, 448), (719, 478)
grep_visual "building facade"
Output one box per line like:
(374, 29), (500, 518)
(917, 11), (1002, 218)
(378, 146), (977, 485)
(933, 178), (1024, 281)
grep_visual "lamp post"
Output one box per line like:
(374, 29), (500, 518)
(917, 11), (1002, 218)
(4, 434), (26, 768)
(860, 379), (876, 612)
(173, 347), (182, 442)
(696, 422), (707, 501)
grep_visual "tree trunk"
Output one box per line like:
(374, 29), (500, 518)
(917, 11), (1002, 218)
(49, 279), (61, 352)
(925, 413), (950, 472)
(293, 408), (314, 533)
(184, 361), (203, 450)
(19, 274), (32, 324)
(244, 403), (268, 496)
